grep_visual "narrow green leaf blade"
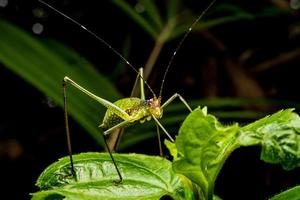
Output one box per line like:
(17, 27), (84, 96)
(32, 152), (196, 200)
(0, 19), (121, 145)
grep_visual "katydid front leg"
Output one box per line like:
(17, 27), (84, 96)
(162, 93), (193, 112)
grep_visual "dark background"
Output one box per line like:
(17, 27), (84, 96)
(1, 0), (300, 199)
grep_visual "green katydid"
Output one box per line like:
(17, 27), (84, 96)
(39, 0), (216, 183)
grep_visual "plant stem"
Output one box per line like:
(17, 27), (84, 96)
(133, 20), (175, 97)
(143, 39), (165, 81)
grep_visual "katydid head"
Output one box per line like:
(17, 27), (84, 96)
(147, 96), (162, 119)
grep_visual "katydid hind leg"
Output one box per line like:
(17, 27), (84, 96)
(64, 76), (130, 120)
(139, 68), (145, 100)
(63, 77), (130, 182)
(62, 81), (77, 181)
(103, 122), (139, 183)
(130, 68), (145, 100)
(102, 133), (123, 184)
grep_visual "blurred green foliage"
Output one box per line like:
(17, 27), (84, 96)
(0, 0), (297, 149)
(0, 19), (121, 146)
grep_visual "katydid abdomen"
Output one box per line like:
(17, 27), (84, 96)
(99, 97), (151, 130)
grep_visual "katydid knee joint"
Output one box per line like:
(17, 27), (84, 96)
(63, 76), (70, 83)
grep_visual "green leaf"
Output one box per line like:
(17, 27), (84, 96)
(169, 107), (240, 200)
(0, 19), (121, 146)
(32, 152), (196, 200)
(240, 109), (300, 170)
(167, 107), (300, 200)
(270, 185), (300, 200)
(164, 140), (178, 159)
